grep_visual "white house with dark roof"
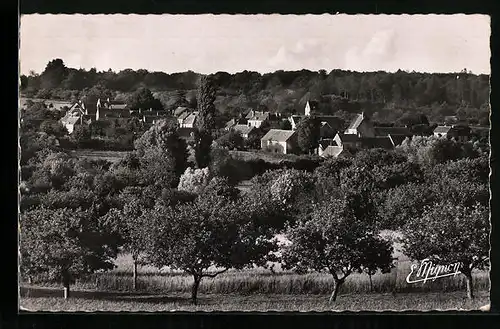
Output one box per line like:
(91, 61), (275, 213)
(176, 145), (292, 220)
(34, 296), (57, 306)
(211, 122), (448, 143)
(60, 100), (95, 134)
(96, 98), (130, 121)
(260, 129), (298, 154)
(247, 110), (270, 128)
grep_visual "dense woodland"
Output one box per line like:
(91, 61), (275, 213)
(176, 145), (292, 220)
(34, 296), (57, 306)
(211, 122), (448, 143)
(21, 59), (490, 126)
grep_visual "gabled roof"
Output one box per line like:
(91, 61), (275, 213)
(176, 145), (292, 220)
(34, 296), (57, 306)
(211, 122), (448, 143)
(109, 104), (128, 110)
(247, 111), (269, 121)
(261, 129), (296, 142)
(388, 134), (409, 147)
(360, 137), (394, 149)
(174, 106), (190, 117)
(225, 118), (237, 129)
(232, 124), (255, 135)
(140, 110), (168, 117)
(322, 145), (345, 158)
(336, 133), (361, 143)
(178, 111), (191, 121)
(374, 126), (412, 137)
(316, 116), (344, 130)
(347, 113), (366, 131)
(434, 125), (452, 134)
(183, 112), (198, 126)
(318, 138), (337, 150)
(307, 100), (320, 110)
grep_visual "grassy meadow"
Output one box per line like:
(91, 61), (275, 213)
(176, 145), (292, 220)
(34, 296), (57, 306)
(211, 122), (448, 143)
(70, 150), (130, 163)
(20, 249), (490, 311)
(20, 290), (489, 312)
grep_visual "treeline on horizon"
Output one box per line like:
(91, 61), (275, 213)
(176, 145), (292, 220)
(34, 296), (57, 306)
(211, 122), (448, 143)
(20, 59), (491, 126)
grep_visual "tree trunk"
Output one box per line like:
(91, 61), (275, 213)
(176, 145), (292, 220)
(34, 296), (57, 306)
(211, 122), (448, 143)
(62, 269), (70, 299)
(464, 270), (474, 299)
(329, 278), (342, 303)
(369, 273), (373, 292)
(63, 283), (70, 299)
(191, 276), (202, 305)
(133, 259), (138, 291)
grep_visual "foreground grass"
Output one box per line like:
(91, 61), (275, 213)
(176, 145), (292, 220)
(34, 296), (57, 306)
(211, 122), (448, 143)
(20, 286), (489, 312)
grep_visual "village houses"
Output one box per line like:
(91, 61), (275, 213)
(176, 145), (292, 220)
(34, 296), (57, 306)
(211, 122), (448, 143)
(260, 129), (298, 154)
(231, 124), (257, 139)
(433, 125), (471, 142)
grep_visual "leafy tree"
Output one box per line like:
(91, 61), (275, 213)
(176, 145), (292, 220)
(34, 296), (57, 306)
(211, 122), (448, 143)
(296, 116), (321, 154)
(196, 75), (217, 132)
(20, 207), (118, 298)
(193, 75), (218, 167)
(177, 167), (211, 194)
(401, 202), (489, 299)
(279, 119), (292, 130)
(71, 125), (92, 148)
(194, 130), (213, 168)
(134, 119), (188, 180)
(34, 151), (76, 190)
(137, 146), (177, 188)
(145, 197), (278, 305)
(216, 130), (244, 150)
(104, 199), (150, 290)
(268, 169), (317, 218)
(40, 120), (68, 138)
(39, 188), (95, 210)
(40, 59), (68, 90)
(359, 236), (395, 292)
(208, 147), (246, 185)
(245, 132), (262, 150)
(127, 87), (163, 110)
(379, 183), (436, 229)
(199, 176), (240, 203)
(282, 197), (393, 302)
(426, 156), (489, 185)
(314, 157), (352, 201)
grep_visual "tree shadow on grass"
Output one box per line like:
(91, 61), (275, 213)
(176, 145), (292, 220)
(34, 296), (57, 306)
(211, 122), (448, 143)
(20, 285), (187, 304)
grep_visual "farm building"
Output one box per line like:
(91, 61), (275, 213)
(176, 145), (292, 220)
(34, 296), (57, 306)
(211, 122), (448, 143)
(260, 129), (298, 155)
(247, 110), (270, 128)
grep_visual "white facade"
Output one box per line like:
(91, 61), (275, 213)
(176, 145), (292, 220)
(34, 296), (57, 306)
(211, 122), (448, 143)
(304, 101), (312, 116)
(248, 119), (263, 128)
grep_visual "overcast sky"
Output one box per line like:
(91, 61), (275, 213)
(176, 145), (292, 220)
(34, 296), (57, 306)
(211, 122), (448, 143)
(19, 14), (491, 75)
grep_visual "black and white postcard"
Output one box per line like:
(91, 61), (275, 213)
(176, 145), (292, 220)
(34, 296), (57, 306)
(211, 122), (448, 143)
(18, 14), (491, 312)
